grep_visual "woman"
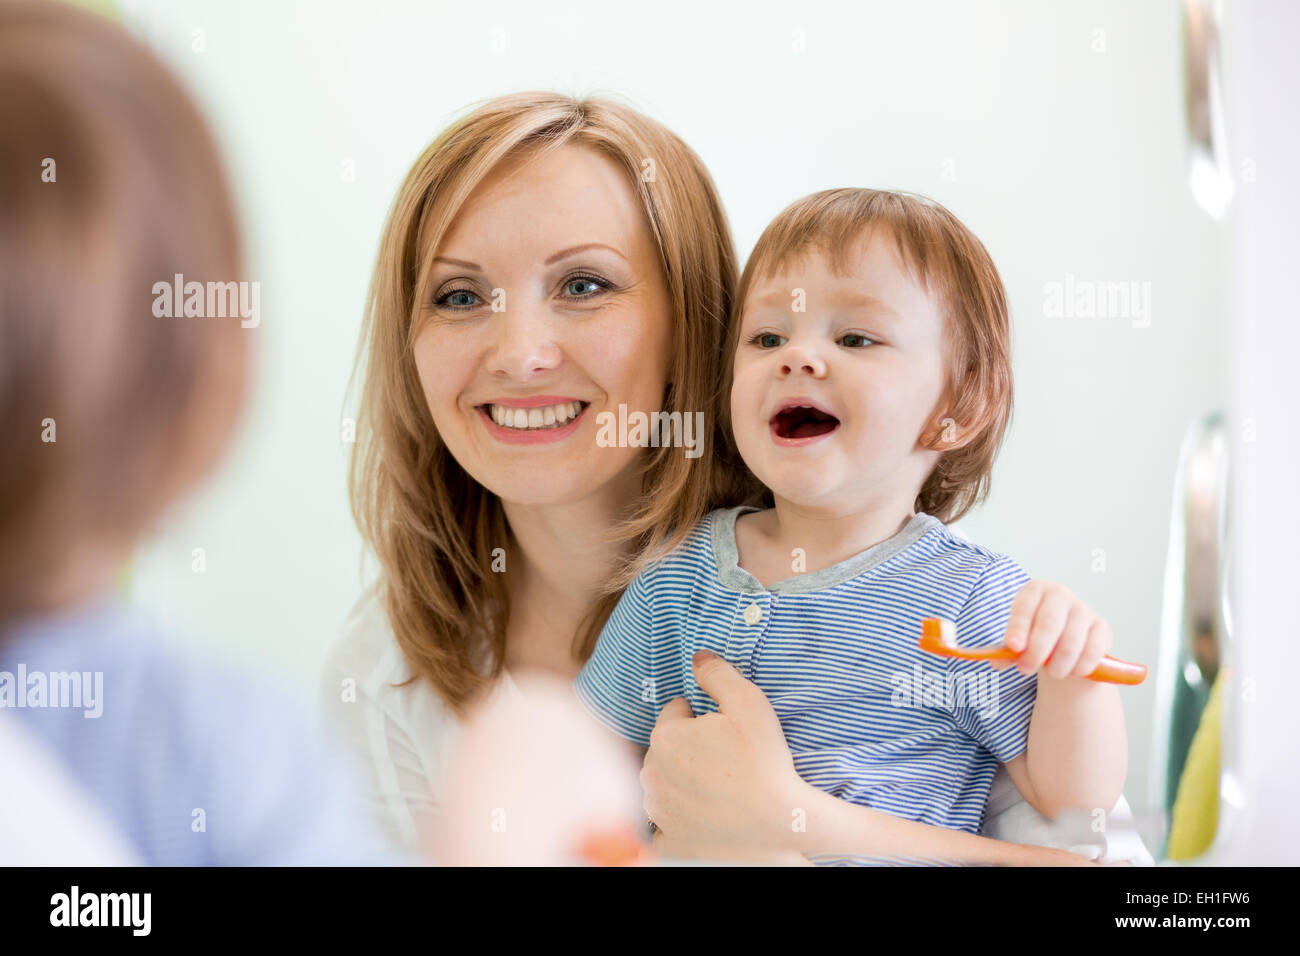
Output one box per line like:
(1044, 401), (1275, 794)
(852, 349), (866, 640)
(323, 91), (1103, 864)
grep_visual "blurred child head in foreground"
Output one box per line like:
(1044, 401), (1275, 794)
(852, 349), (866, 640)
(0, 0), (250, 629)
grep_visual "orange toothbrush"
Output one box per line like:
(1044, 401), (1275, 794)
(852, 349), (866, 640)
(919, 617), (1147, 685)
(574, 824), (654, 866)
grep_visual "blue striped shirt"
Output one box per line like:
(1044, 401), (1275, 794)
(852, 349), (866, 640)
(574, 506), (1038, 834)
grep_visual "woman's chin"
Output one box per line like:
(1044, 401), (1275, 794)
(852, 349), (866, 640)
(477, 469), (620, 509)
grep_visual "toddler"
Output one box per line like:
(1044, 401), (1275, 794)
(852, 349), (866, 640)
(575, 188), (1127, 851)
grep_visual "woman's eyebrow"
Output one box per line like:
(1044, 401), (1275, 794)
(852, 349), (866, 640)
(544, 242), (629, 266)
(431, 243), (630, 272)
(431, 255), (483, 271)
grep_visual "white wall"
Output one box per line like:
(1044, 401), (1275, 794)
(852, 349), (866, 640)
(1216, 0), (1300, 865)
(121, 0), (1229, 814)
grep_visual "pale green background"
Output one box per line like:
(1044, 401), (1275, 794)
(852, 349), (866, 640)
(117, 0), (1231, 816)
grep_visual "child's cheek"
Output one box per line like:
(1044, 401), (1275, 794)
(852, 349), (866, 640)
(851, 379), (915, 453)
(728, 366), (767, 460)
(729, 361), (758, 421)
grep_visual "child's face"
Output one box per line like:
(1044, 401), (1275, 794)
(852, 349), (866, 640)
(730, 231), (951, 513)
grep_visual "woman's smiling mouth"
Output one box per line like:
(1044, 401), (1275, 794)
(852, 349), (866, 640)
(476, 397), (591, 444)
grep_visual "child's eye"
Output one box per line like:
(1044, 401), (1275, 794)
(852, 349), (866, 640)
(747, 331), (787, 348)
(839, 333), (875, 348)
(561, 273), (611, 299)
(435, 288), (482, 311)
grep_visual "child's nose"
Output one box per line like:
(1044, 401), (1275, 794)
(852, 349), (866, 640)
(778, 344), (827, 377)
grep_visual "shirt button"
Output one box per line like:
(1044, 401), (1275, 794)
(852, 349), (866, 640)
(743, 603), (762, 626)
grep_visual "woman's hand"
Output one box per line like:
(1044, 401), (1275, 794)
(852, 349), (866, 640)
(642, 650), (813, 863)
(641, 647), (1104, 867)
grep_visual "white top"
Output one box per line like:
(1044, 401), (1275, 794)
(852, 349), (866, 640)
(323, 584), (1153, 865)
(319, 585), (520, 850)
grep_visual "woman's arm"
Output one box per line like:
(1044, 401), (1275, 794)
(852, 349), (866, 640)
(782, 781), (1095, 865)
(642, 650), (1096, 865)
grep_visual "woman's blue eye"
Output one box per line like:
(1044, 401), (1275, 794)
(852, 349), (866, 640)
(438, 289), (481, 310)
(840, 333), (874, 348)
(563, 276), (605, 298)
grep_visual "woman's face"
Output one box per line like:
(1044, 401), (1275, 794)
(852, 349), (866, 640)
(412, 143), (672, 507)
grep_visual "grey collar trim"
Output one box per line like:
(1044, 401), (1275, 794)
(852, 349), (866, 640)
(710, 505), (940, 594)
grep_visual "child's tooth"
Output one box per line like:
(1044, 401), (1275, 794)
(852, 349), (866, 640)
(542, 407), (556, 426)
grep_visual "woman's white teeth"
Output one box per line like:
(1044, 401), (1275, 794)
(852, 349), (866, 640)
(488, 401), (584, 429)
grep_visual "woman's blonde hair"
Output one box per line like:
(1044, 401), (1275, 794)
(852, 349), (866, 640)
(350, 92), (757, 712)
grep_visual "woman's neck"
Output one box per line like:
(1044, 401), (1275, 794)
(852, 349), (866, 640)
(499, 469), (638, 678)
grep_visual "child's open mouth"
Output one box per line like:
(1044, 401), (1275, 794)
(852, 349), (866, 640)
(769, 401), (841, 443)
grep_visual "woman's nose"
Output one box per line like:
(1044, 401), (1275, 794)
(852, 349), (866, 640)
(486, 302), (562, 380)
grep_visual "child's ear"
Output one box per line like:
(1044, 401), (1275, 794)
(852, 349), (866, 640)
(921, 369), (995, 453)
(920, 403), (990, 453)
(920, 414), (965, 452)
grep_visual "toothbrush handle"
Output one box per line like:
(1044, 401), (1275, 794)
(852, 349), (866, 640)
(1088, 656), (1148, 685)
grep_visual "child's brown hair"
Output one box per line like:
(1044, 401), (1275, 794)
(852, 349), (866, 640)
(0, 0), (249, 626)
(720, 188), (1013, 524)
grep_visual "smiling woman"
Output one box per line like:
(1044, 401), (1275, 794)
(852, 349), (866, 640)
(322, 92), (757, 850)
(411, 143), (676, 508)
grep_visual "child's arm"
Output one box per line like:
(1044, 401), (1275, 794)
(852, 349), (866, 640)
(945, 566), (1128, 822)
(995, 581), (1128, 819)
(808, 576), (1126, 856)
(572, 567), (678, 748)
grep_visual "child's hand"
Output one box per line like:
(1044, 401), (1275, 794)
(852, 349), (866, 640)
(990, 580), (1113, 682)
